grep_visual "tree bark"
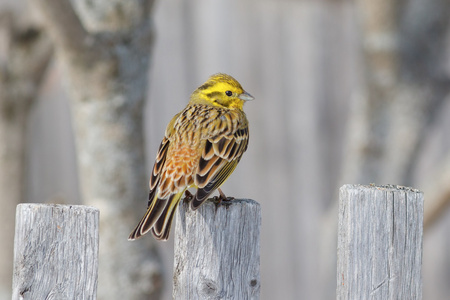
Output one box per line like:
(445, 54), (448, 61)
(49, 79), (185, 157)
(0, 11), (52, 298)
(33, 1), (163, 299)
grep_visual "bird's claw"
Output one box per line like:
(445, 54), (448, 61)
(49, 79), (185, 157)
(183, 190), (194, 203)
(213, 188), (234, 205)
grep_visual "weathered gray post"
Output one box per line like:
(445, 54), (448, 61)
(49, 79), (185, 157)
(173, 199), (261, 300)
(12, 204), (99, 300)
(337, 184), (423, 299)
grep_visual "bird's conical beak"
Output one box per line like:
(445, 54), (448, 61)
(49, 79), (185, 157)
(238, 91), (254, 101)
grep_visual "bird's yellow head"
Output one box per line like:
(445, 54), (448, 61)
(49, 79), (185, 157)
(190, 73), (254, 110)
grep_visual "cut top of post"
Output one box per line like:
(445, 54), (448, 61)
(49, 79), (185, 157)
(342, 183), (422, 194)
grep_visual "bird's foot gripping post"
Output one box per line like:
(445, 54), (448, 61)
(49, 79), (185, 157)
(211, 188), (235, 207)
(183, 190), (194, 203)
(173, 198), (261, 300)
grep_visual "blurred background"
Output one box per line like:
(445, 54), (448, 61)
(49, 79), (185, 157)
(1, 0), (450, 299)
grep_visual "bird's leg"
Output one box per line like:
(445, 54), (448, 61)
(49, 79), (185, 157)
(183, 190), (194, 203)
(218, 188), (234, 202)
(212, 188), (235, 207)
(218, 188), (227, 202)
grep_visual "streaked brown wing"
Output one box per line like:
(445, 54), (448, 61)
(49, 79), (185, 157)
(146, 112), (180, 206)
(128, 113), (180, 240)
(147, 136), (170, 207)
(192, 126), (249, 209)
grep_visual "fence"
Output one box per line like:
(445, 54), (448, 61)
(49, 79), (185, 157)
(11, 184), (423, 299)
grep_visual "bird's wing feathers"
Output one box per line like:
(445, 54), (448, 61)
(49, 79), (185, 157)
(128, 114), (180, 240)
(192, 126), (249, 209)
(147, 136), (170, 206)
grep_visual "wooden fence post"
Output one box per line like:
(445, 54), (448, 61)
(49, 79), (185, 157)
(12, 204), (99, 300)
(173, 198), (261, 300)
(337, 184), (423, 299)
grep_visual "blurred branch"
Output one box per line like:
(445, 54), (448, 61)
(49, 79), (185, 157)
(32, 0), (90, 57)
(0, 10), (53, 101)
(32, 0), (156, 59)
(358, 0), (400, 85)
(423, 156), (450, 230)
(393, 0), (450, 184)
(340, 0), (400, 184)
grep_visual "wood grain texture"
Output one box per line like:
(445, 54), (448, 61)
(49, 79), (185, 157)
(12, 204), (99, 300)
(173, 198), (260, 300)
(337, 184), (423, 299)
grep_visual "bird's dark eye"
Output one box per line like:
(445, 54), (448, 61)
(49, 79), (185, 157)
(225, 90), (232, 96)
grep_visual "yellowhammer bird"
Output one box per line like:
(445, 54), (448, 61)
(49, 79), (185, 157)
(129, 73), (253, 241)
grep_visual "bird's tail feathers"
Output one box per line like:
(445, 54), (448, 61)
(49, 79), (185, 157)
(151, 191), (184, 240)
(128, 193), (167, 240)
(128, 190), (185, 241)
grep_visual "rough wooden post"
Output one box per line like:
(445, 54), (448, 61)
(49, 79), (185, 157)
(337, 184), (423, 299)
(173, 199), (261, 300)
(12, 204), (99, 300)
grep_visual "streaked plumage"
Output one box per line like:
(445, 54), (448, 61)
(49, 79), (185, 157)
(129, 73), (253, 240)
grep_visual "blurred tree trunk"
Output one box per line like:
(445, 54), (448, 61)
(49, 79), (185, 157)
(343, 0), (450, 190)
(33, 1), (163, 299)
(0, 11), (52, 298)
(342, 0), (450, 232)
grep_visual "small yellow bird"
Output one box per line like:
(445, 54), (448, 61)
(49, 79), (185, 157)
(129, 73), (253, 240)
